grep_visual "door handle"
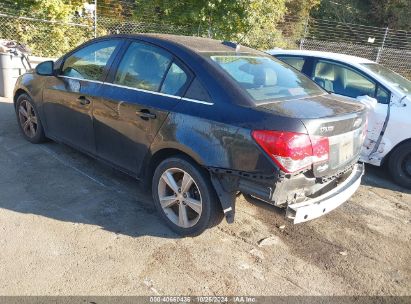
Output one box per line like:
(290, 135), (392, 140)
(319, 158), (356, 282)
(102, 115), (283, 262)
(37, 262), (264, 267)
(137, 109), (156, 120)
(77, 96), (91, 105)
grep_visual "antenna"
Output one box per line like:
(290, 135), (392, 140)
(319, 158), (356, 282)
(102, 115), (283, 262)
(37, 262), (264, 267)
(222, 41), (241, 52)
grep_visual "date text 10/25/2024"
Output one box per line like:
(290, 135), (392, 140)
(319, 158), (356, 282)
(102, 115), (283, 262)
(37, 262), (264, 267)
(149, 296), (256, 303)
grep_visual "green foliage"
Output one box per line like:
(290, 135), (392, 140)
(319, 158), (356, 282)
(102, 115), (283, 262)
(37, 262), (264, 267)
(287, 0), (321, 18)
(0, 0), (94, 57)
(98, 0), (126, 19)
(281, 0), (320, 48)
(132, 0), (293, 49)
(0, 0), (324, 55)
(1, 20), (93, 57)
(312, 0), (369, 24)
(10, 0), (83, 19)
(237, 0), (288, 49)
(312, 0), (411, 31)
(369, 0), (411, 31)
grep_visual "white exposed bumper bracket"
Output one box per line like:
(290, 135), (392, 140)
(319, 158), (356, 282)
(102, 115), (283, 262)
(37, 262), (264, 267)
(286, 163), (364, 224)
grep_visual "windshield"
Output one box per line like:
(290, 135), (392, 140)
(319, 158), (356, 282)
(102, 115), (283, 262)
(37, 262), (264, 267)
(362, 63), (411, 95)
(209, 54), (324, 103)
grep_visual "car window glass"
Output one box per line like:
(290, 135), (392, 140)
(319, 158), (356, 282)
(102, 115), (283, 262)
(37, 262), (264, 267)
(184, 78), (212, 103)
(114, 42), (172, 92)
(362, 63), (411, 95)
(160, 62), (188, 96)
(210, 55), (323, 103)
(62, 40), (119, 81)
(376, 86), (390, 104)
(277, 56), (305, 71)
(314, 60), (376, 99)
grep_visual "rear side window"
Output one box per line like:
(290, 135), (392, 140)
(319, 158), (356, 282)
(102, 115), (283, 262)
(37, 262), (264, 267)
(277, 56), (305, 71)
(314, 60), (376, 99)
(160, 62), (188, 96)
(114, 42), (172, 92)
(184, 78), (212, 103)
(62, 40), (119, 81)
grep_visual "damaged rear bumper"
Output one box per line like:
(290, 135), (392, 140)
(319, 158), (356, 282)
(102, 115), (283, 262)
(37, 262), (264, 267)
(286, 163), (364, 223)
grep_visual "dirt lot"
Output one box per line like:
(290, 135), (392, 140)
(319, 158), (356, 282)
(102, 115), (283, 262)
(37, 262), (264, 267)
(0, 97), (410, 296)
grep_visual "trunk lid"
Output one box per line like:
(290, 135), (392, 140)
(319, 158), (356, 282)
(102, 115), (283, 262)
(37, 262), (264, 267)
(259, 94), (367, 177)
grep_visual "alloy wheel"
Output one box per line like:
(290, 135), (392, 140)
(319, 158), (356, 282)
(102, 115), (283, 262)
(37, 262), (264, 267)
(157, 168), (203, 228)
(18, 100), (38, 138)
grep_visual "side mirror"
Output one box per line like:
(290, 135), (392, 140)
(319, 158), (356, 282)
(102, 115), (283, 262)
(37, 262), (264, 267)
(35, 60), (54, 76)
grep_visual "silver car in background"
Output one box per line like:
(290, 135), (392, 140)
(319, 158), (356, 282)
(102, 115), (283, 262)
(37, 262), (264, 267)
(268, 50), (411, 189)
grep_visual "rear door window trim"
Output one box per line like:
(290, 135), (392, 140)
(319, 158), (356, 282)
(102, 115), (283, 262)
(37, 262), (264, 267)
(56, 74), (213, 105)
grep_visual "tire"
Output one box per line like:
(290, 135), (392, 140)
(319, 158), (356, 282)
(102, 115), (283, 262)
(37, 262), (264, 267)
(152, 156), (223, 236)
(15, 93), (46, 144)
(388, 142), (411, 189)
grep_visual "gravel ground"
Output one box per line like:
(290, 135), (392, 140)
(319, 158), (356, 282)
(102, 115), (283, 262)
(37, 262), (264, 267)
(0, 97), (410, 296)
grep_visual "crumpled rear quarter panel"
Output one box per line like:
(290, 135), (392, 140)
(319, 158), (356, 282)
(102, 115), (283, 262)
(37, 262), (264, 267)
(150, 100), (307, 175)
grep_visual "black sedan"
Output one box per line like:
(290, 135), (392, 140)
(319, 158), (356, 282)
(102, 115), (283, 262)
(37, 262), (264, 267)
(14, 34), (367, 235)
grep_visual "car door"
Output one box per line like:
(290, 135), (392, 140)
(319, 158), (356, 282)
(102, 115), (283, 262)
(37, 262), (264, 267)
(310, 59), (391, 159)
(42, 39), (122, 153)
(93, 40), (192, 176)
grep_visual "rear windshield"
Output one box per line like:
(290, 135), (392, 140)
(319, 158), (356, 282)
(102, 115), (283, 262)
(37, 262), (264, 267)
(209, 54), (324, 104)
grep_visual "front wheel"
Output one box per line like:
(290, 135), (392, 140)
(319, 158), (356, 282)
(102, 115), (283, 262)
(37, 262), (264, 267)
(15, 93), (46, 143)
(388, 142), (411, 189)
(152, 156), (223, 236)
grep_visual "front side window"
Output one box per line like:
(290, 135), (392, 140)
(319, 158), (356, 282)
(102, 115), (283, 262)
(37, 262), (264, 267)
(114, 42), (172, 92)
(276, 56), (306, 71)
(209, 54), (323, 103)
(62, 40), (119, 81)
(314, 60), (376, 99)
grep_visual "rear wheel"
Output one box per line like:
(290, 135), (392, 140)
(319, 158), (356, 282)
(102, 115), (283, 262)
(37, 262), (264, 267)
(152, 156), (223, 236)
(388, 142), (411, 189)
(15, 94), (46, 143)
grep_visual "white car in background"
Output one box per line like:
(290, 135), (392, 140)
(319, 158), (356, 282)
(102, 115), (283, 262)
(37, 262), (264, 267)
(267, 49), (411, 189)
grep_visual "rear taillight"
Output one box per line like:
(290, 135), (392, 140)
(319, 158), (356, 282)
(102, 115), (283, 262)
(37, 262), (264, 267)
(251, 130), (329, 173)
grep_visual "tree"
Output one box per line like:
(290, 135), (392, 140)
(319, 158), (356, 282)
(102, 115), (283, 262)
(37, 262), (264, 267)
(8, 0), (84, 20)
(281, 0), (320, 47)
(312, 0), (411, 31)
(369, 0), (411, 31)
(97, 0), (128, 19)
(286, 0), (321, 19)
(132, 0), (290, 49)
(311, 0), (369, 24)
(1, 0), (93, 56)
(4, 0), (325, 53)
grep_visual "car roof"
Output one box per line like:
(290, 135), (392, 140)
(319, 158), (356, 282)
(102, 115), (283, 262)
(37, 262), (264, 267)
(103, 33), (264, 55)
(266, 49), (375, 65)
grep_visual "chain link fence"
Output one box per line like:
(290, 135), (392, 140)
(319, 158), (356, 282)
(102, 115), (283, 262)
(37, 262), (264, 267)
(300, 18), (411, 79)
(0, 11), (410, 79)
(0, 13), (200, 58)
(97, 16), (199, 37)
(0, 14), (94, 57)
